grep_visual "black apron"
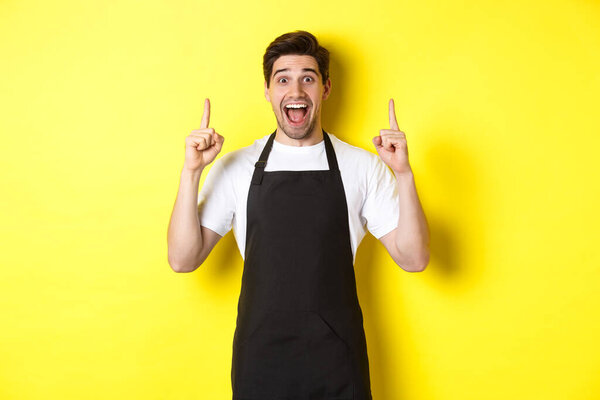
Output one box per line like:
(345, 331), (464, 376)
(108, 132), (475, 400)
(231, 129), (373, 400)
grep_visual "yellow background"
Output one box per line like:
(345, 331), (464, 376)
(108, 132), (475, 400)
(1, 0), (599, 399)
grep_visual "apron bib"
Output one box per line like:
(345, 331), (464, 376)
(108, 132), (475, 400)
(231, 129), (373, 400)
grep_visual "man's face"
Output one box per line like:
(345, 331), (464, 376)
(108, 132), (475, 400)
(264, 54), (331, 141)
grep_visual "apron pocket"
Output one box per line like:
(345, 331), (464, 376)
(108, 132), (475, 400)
(234, 311), (269, 350)
(306, 311), (354, 400)
(234, 310), (354, 400)
(235, 310), (308, 399)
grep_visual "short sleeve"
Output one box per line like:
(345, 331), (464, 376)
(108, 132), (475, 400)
(197, 157), (235, 236)
(361, 157), (400, 239)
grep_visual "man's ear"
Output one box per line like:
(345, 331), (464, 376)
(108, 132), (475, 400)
(322, 78), (332, 100)
(264, 81), (270, 102)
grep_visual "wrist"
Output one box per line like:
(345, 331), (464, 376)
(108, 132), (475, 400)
(181, 166), (203, 180)
(393, 168), (414, 181)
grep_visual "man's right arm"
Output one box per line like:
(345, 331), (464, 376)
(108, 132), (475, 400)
(167, 98), (225, 272)
(167, 167), (223, 272)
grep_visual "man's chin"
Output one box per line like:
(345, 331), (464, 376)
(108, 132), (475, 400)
(282, 127), (311, 140)
(281, 120), (316, 140)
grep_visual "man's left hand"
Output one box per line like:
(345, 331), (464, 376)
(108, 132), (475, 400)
(373, 98), (412, 175)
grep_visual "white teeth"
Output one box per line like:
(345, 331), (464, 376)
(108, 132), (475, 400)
(285, 104), (308, 109)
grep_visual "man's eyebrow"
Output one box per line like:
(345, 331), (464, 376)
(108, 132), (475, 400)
(302, 68), (318, 75)
(273, 68), (289, 77)
(273, 68), (319, 77)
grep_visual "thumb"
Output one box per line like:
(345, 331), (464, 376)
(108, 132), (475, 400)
(213, 132), (225, 152)
(372, 135), (383, 149)
(372, 136), (384, 158)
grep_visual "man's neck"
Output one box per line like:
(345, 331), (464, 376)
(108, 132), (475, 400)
(274, 123), (324, 147)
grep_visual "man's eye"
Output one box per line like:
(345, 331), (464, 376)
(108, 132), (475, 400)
(303, 77), (313, 83)
(279, 78), (288, 83)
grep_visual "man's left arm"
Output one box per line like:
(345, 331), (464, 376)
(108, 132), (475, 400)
(373, 99), (430, 272)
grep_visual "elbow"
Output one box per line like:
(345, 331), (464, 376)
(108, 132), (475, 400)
(167, 253), (201, 273)
(169, 264), (193, 273)
(396, 250), (430, 273)
(412, 252), (430, 272)
(397, 262), (426, 273)
(405, 259), (428, 272)
(168, 261), (194, 273)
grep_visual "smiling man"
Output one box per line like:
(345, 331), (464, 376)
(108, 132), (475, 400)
(167, 30), (430, 400)
(267, 54), (325, 142)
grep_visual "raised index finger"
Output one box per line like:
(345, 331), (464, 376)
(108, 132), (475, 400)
(389, 98), (399, 131)
(200, 98), (210, 129)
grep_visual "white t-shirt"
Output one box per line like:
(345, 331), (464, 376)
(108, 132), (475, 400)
(197, 132), (400, 263)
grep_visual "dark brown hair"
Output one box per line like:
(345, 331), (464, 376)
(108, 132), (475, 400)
(263, 30), (330, 88)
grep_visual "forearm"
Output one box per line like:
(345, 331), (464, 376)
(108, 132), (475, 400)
(393, 170), (430, 270)
(167, 167), (205, 271)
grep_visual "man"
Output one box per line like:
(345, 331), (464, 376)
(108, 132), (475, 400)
(167, 30), (429, 400)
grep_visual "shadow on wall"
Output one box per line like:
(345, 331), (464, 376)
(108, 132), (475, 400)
(424, 133), (487, 284)
(320, 39), (351, 143)
(197, 230), (242, 288)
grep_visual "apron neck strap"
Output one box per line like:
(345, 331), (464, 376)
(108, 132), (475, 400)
(322, 130), (339, 172)
(251, 129), (338, 185)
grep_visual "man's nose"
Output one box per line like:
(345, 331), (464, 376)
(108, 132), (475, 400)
(289, 79), (304, 97)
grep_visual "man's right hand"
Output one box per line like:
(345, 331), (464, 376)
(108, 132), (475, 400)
(184, 98), (224, 172)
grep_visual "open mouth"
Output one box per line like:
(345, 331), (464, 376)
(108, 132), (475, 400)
(284, 103), (310, 126)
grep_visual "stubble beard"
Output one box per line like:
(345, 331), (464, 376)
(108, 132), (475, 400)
(276, 106), (319, 141)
